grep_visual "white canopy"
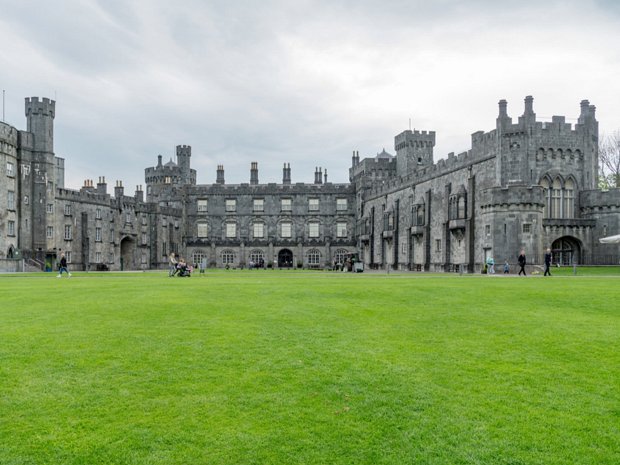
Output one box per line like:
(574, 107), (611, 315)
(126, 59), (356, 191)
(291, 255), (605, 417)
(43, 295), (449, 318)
(599, 234), (620, 244)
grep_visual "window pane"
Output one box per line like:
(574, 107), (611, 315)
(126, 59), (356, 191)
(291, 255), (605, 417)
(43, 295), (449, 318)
(281, 222), (292, 238)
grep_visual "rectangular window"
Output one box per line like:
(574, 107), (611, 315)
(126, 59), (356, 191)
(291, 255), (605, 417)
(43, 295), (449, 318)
(164, 176), (171, 184)
(7, 191), (15, 210)
(47, 203), (54, 214)
(65, 251), (72, 263)
(253, 198), (264, 212)
(435, 239), (441, 253)
(336, 222), (347, 238)
(281, 222), (292, 238)
(197, 199), (208, 213)
(308, 198), (319, 211)
(197, 223), (208, 238)
(64, 204), (72, 216)
(141, 233), (147, 244)
(253, 222), (264, 238)
(226, 222), (236, 238)
(95, 227), (102, 242)
(485, 225), (491, 238)
(64, 225), (72, 240)
(522, 223), (531, 234)
(109, 252), (114, 264)
(46, 226), (54, 238)
(110, 228), (115, 242)
(96, 208), (102, 219)
(95, 252), (102, 263)
(141, 215), (147, 226)
(8, 220), (15, 236)
(309, 222), (320, 238)
(336, 198), (347, 211)
(125, 212), (132, 224)
(6, 162), (14, 176)
(225, 199), (236, 212)
(281, 198), (292, 211)
(47, 181), (53, 191)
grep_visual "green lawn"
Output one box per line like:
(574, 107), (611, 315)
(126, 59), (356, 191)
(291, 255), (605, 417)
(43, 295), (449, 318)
(1, 271), (618, 465)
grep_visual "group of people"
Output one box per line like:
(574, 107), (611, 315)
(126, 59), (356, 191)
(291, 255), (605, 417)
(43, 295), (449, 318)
(486, 248), (553, 276)
(168, 253), (195, 277)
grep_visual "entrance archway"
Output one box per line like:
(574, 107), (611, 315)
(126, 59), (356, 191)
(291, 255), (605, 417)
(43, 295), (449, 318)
(551, 236), (581, 265)
(278, 249), (293, 268)
(120, 237), (136, 270)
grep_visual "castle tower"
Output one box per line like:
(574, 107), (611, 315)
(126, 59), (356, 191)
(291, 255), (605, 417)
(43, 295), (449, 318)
(25, 97), (55, 153)
(176, 145), (191, 185)
(394, 129), (435, 177)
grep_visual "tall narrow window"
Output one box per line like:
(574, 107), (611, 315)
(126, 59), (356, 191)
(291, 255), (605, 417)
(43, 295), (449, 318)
(253, 222), (264, 238)
(564, 179), (574, 218)
(336, 222), (347, 238)
(225, 222), (236, 238)
(552, 178), (562, 218)
(7, 191), (15, 210)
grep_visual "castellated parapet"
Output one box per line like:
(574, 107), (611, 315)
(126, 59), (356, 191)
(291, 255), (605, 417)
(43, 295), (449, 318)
(3, 94), (620, 273)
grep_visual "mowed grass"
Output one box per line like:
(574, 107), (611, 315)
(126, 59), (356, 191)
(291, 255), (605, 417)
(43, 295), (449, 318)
(0, 271), (619, 465)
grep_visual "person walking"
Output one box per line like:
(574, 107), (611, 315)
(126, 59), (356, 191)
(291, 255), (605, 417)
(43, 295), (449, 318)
(57, 252), (71, 278)
(168, 252), (177, 277)
(544, 248), (552, 276)
(518, 249), (527, 276)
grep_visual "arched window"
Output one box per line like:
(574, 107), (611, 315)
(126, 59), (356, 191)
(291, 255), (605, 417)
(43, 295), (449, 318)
(564, 178), (574, 218)
(192, 250), (207, 266)
(306, 249), (321, 266)
(221, 249), (235, 265)
(249, 250), (264, 266)
(552, 178), (562, 218)
(334, 248), (348, 265)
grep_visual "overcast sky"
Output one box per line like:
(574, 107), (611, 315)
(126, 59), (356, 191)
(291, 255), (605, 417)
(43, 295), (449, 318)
(1, 0), (619, 191)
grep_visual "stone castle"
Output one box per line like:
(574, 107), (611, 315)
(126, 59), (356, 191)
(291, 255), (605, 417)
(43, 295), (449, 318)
(1, 95), (619, 272)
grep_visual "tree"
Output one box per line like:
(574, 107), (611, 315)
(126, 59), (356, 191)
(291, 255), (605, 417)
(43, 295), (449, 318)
(599, 130), (620, 188)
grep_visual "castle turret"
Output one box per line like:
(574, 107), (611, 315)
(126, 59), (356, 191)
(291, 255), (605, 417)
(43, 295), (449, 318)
(395, 129), (435, 176)
(25, 97), (55, 153)
(176, 145), (191, 184)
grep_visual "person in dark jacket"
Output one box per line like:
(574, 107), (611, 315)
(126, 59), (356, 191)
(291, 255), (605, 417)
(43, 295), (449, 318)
(518, 249), (527, 276)
(57, 252), (71, 278)
(544, 248), (552, 276)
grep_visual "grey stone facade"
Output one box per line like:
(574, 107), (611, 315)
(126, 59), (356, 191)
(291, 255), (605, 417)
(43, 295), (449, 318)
(1, 95), (619, 272)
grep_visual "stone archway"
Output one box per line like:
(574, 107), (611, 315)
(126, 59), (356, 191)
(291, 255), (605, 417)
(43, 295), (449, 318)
(278, 249), (293, 268)
(551, 236), (582, 265)
(120, 237), (136, 271)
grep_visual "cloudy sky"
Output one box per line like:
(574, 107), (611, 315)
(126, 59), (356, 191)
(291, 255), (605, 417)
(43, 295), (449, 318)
(1, 0), (619, 191)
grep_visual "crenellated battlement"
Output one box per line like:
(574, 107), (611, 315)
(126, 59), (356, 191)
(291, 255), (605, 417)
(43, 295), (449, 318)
(25, 97), (55, 118)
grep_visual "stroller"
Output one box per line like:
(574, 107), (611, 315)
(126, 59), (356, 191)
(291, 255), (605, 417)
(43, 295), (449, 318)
(174, 262), (192, 277)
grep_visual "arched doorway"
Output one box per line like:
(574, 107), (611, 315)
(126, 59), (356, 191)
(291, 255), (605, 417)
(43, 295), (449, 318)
(120, 237), (136, 271)
(551, 236), (581, 265)
(278, 249), (293, 268)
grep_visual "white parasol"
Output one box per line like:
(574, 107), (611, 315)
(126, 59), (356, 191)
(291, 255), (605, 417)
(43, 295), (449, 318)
(599, 234), (620, 244)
